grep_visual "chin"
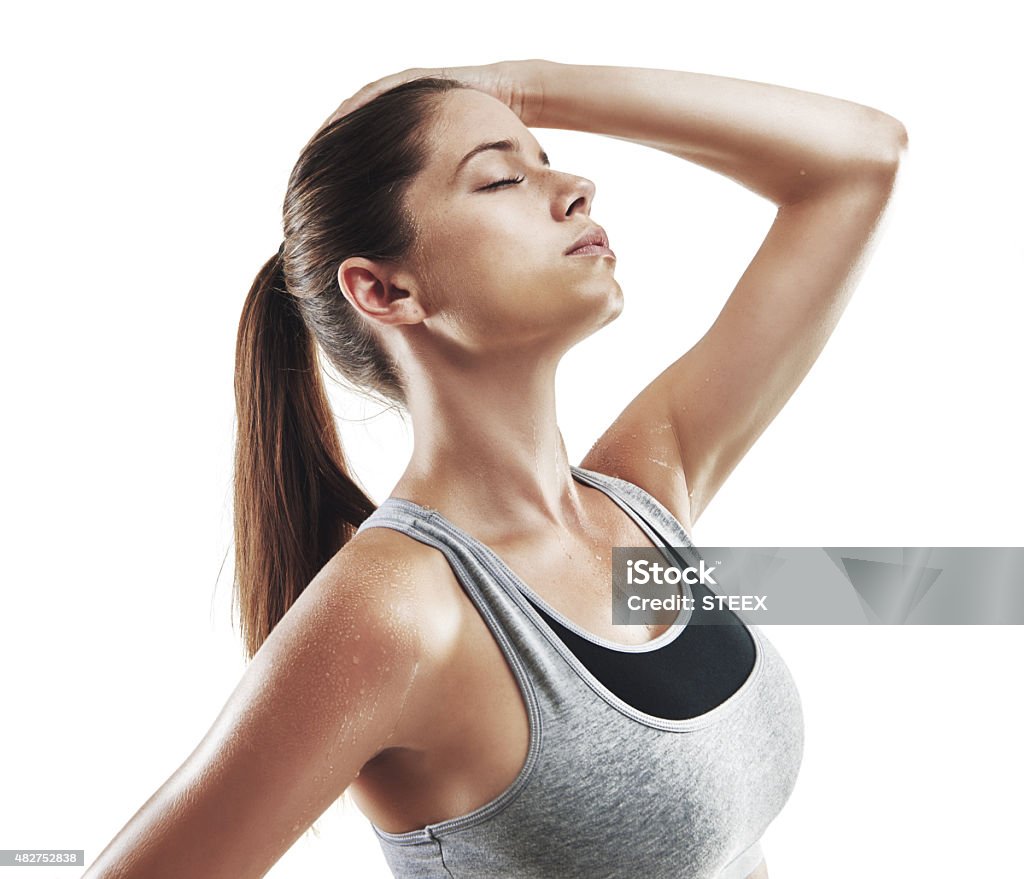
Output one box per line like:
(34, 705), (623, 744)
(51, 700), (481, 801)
(600, 283), (625, 322)
(578, 283), (623, 336)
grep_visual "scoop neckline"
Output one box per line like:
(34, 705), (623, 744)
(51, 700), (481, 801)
(374, 465), (766, 733)
(434, 490), (767, 732)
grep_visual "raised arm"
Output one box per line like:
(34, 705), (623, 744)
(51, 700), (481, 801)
(530, 61), (908, 529)
(529, 61), (905, 202)
(82, 537), (425, 879)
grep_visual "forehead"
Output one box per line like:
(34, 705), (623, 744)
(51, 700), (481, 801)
(422, 88), (541, 177)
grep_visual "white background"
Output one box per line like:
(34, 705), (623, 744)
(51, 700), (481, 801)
(2, 1), (1021, 877)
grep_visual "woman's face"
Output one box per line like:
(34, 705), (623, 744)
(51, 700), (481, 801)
(400, 88), (623, 353)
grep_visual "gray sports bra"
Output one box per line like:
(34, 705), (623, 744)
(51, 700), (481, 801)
(354, 464), (804, 879)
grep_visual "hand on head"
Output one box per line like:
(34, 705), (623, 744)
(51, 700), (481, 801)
(315, 60), (546, 137)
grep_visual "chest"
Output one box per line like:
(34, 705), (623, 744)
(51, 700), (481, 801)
(484, 523), (674, 646)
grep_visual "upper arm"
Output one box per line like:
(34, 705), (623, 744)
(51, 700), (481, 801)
(83, 536), (425, 879)
(585, 131), (906, 529)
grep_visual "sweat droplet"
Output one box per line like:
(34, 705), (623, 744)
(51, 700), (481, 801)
(352, 655), (361, 664)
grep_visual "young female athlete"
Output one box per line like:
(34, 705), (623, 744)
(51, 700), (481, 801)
(83, 60), (906, 878)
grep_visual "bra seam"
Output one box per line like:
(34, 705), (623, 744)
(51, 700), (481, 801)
(435, 836), (456, 878)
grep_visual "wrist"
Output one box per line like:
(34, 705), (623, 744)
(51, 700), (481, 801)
(496, 58), (557, 127)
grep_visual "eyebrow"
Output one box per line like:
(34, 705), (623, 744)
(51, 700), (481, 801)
(451, 136), (551, 183)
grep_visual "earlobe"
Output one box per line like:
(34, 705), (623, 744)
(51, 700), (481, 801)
(337, 258), (427, 326)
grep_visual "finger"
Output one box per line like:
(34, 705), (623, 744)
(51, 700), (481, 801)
(317, 69), (431, 135)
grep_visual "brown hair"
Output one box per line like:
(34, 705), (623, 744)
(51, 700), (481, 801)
(232, 76), (466, 661)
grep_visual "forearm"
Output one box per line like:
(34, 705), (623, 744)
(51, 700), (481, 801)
(526, 60), (907, 205)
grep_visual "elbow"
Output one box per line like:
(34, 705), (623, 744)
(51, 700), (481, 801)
(812, 108), (909, 198)
(892, 116), (910, 154)
(878, 112), (909, 166)
(864, 111), (909, 180)
(836, 110), (907, 191)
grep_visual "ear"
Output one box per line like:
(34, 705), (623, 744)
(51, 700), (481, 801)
(336, 257), (428, 326)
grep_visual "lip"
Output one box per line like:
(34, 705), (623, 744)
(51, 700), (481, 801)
(564, 225), (615, 258)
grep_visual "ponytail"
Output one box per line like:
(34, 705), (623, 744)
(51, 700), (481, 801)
(231, 76), (464, 661)
(232, 249), (377, 662)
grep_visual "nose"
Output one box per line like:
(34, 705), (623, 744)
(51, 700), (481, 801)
(554, 173), (596, 220)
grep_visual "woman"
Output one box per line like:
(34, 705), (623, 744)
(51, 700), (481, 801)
(84, 60), (906, 878)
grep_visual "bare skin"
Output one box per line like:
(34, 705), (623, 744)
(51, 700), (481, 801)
(84, 60), (904, 878)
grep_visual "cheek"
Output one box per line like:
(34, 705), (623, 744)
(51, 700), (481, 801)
(419, 216), (618, 337)
(422, 218), (526, 303)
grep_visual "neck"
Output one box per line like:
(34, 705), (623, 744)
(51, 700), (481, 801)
(395, 345), (588, 538)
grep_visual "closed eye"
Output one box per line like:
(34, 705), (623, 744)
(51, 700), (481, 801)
(477, 175), (525, 191)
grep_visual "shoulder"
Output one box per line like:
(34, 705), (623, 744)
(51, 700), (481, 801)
(258, 528), (437, 706)
(322, 525), (464, 632)
(308, 524), (468, 747)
